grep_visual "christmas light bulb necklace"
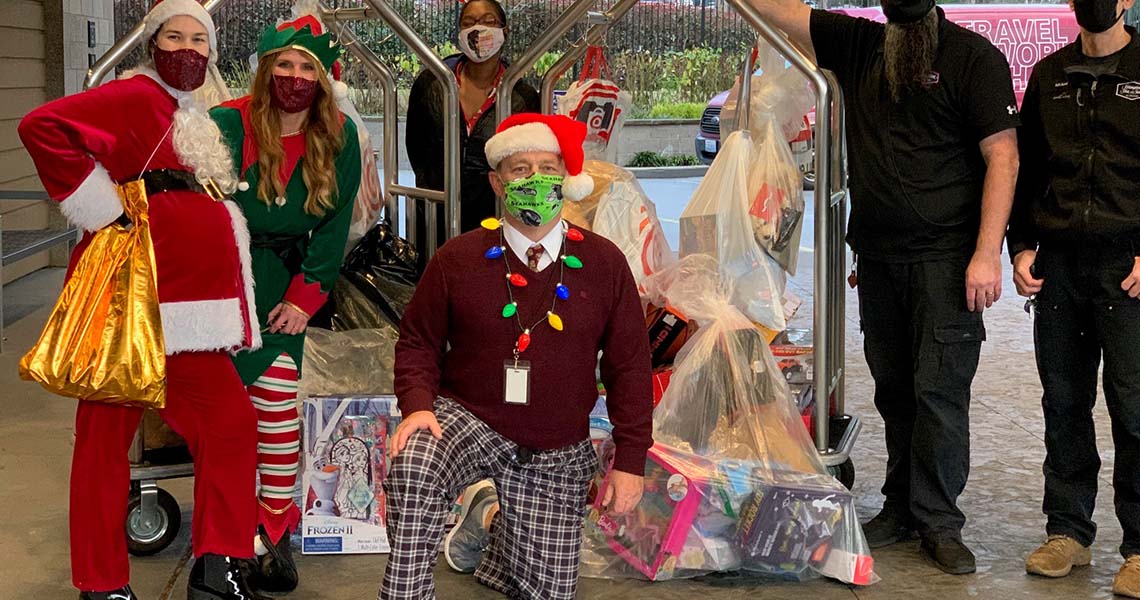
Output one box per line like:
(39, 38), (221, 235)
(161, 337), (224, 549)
(481, 217), (585, 357)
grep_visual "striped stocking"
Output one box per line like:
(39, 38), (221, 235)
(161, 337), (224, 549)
(249, 353), (302, 544)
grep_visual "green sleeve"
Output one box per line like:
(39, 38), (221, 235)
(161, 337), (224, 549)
(208, 106), (245, 178)
(300, 116), (361, 292)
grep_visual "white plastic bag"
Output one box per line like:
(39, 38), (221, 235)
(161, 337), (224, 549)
(582, 255), (877, 585)
(558, 47), (632, 163)
(336, 87), (384, 253)
(720, 40), (815, 145)
(747, 118), (805, 275)
(586, 160), (676, 296)
(679, 130), (786, 332)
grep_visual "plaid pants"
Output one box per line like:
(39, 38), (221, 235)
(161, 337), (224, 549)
(380, 397), (598, 600)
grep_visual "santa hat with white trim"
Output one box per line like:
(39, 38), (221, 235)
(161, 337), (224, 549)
(485, 113), (595, 202)
(142, 0), (218, 64)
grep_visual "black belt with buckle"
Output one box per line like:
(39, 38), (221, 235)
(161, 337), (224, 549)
(122, 169), (206, 197)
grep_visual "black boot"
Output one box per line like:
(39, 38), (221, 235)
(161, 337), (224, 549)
(921, 530), (977, 575)
(188, 554), (269, 600)
(79, 586), (138, 600)
(253, 527), (298, 594)
(861, 505), (916, 549)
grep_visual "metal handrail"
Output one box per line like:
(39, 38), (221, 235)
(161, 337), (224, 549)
(495, 0), (596, 125)
(360, 0), (460, 258)
(320, 6), (404, 230)
(539, 0), (639, 115)
(726, 0), (846, 454)
(86, 0), (226, 89)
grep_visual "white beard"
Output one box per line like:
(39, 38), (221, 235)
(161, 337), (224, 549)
(128, 66), (239, 195)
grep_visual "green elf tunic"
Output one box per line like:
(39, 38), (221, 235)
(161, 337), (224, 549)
(210, 97), (361, 385)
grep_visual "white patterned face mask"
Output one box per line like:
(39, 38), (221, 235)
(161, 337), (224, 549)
(457, 25), (505, 63)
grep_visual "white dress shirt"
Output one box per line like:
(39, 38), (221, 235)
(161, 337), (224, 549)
(502, 220), (565, 272)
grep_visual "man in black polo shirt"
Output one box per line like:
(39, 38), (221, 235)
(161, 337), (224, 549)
(744, 0), (1020, 574)
(1009, 0), (1140, 595)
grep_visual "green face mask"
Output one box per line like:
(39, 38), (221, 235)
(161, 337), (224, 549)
(502, 173), (564, 227)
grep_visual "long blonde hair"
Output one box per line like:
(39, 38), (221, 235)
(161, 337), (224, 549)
(250, 51), (343, 216)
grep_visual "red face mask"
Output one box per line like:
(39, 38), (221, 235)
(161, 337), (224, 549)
(152, 47), (209, 92)
(270, 75), (319, 114)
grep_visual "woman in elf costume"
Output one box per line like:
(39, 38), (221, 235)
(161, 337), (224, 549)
(18, 1), (264, 599)
(210, 17), (361, 593)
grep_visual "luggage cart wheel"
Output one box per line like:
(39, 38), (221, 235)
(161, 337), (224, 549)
(828, 458), (855, 490)
(126, 481), (181, 556)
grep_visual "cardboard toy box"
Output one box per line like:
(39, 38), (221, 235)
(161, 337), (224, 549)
(300, 395), (401, 555)
(588, 444), (710, 581)
(645, 303), (697, 368)
(736, 473), (851, 576)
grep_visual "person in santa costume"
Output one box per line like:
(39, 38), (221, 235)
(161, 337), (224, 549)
(17, 1), (266, 599)
(382, 113), (652, 600)
(209, 15), (361, 594)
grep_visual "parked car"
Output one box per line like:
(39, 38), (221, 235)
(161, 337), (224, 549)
(696, 5), (1080, 187)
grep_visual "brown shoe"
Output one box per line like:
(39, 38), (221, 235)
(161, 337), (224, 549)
(1113, 556), (1140, 598)
(1025, 535), (1092, 578)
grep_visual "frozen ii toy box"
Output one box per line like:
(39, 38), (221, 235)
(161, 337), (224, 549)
(300, 395), (401, 554)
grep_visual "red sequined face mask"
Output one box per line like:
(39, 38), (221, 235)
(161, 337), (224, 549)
(152, 47), (209, 92)
(269, 75), (319, 114)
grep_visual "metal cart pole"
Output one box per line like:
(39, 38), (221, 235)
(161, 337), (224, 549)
(320, 5), (418, 234)
(725, 0), (860, 468)
(494, 0), (597, 126)
(539, 0), (640, 116)
(360, 0), (460, 258)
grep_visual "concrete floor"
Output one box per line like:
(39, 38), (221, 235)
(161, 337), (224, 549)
(0, 257), (1130, 599)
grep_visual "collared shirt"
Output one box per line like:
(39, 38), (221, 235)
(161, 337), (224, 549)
(503, 219), (564, 272)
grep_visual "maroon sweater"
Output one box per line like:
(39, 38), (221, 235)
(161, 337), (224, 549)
(394, 226), (654, 475)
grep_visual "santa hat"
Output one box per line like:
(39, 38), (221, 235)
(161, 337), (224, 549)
(485, 114), (595, 201)
(142, 0), (218, 64)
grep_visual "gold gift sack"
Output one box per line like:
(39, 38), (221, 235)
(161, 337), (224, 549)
(19, 180), (166, 408)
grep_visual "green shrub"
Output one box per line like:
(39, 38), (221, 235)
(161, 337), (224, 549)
(626, 152), (701, 168)
(647, 102), (706, 120)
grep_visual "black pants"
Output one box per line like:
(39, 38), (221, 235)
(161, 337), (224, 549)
(857, 257), (984, 535)
(1033, 245), (1140, 558)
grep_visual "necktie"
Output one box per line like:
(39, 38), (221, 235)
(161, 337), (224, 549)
(526, 245), (545, 272)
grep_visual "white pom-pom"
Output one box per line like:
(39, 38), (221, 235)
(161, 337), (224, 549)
(237, 181), (250, 192)
(561, 173), (594, 202)
(332, 80), (349, 101)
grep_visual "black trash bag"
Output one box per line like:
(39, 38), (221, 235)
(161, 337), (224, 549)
(310, 221), (421, 331)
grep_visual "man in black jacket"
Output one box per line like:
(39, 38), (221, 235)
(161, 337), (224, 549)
(1009, 1), (1140, 596)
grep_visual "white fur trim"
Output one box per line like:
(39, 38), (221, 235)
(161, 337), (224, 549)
(485, 122), (560, 168)
(223, 200), (263, 352)
(562, 173), (594, 202)
(142, 0), (218, 64)
(332, 80), (349, 101)
(59, 163), (123, 232)
(160, 299), (245, 354)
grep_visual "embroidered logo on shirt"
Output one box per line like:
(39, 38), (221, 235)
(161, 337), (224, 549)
(1116, 82), (1140, 101)
(1006, 104), (1018, 115)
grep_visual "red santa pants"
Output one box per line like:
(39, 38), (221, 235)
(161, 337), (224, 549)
(69, 351), (258, 592)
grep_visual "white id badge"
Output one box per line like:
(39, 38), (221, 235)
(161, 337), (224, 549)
(504, 360), (531, 405)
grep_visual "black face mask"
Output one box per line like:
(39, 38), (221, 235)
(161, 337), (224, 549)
(880, 0), (936, 24)
(1074, 0), (1124, 34)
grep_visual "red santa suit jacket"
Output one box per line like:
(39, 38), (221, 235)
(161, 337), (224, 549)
(18, 71), (260, 354)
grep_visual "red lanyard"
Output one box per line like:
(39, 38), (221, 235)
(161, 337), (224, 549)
(456, 62), (505, 135)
